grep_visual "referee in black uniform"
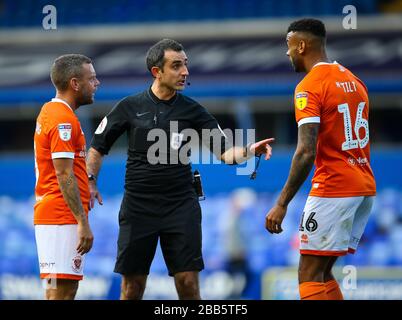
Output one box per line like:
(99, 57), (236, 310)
(86, 39), (274, 300)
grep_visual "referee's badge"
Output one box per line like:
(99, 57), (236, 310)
(95, 116), (107, 134)
(171, 132), (184, 150)
(58, 123), (72, 141)
(295, 92), (308, 110)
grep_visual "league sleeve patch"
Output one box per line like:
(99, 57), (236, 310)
(95, 117), (107, 135)
(58, 123), (72, 141)
(295, 92), (308, 110)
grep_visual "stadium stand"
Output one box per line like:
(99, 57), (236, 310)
(0, 0), (379, 27)
(0, 0), (402, 299)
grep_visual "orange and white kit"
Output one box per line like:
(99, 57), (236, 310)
(294, 62), (376, 255)
(35, 224), (84, 280)
(34, 98), (90, 279)
(299, 195), (374, 255)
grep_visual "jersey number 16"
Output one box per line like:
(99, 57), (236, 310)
(338, 102), (369, 151)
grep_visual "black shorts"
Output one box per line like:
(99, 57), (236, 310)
(114, 191), (204, 276)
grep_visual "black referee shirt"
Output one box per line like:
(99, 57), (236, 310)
(91, 87), (229, 198)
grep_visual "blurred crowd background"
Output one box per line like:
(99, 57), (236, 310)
(0, 0), (402, 299)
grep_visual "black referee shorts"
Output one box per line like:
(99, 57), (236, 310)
(114, 192), (204, 277)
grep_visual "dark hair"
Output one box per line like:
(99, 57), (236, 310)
(146, 39), (184, 73)
(50, 54), (92, 91)
(287, 18), (326, 39)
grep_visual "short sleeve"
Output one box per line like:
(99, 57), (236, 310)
(48, 119), (77, 159)
(294, 81), (322, 127)
(90, 99), (130, 155)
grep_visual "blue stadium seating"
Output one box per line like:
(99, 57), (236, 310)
(0, 0), (379, 28)
(0, 187), (401, 275)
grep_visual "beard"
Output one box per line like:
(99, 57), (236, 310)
(77, 90), (94, 106)
(290, 57), (304, 73)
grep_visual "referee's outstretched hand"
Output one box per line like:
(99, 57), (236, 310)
(250, 138), (275, 160)
(89, 180), (103, 210)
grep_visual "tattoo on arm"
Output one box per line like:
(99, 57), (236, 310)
(277, 123), (319, 207)
(58, 172), (86, 223)
(65, 173), (74, 186)
(86, 148), (103, 177)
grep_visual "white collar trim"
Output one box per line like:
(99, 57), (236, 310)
(312, 61), (338, 68)
(51, 98), (73, 111)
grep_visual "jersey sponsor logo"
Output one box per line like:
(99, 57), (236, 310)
(348, 156), (368, 166)
(78, 145), (87, 158)
(58, 123), (72, 141)
(95, 117), (107, 134)
(300, 233), (309, 244)
(39, 262), (56, 270)
(171, 132), (184, 150)
(295, 92), (308, 110)
(72, 255), (83, 273)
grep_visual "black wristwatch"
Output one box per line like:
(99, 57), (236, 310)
(88, 174), (97, 182)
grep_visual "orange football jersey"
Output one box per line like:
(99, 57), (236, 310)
(34, 98), (90, 224)
(294, 62), (376, 197)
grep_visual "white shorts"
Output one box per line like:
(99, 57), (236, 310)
(35, 224), (85, 280)
(299, 196), (374, 256)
